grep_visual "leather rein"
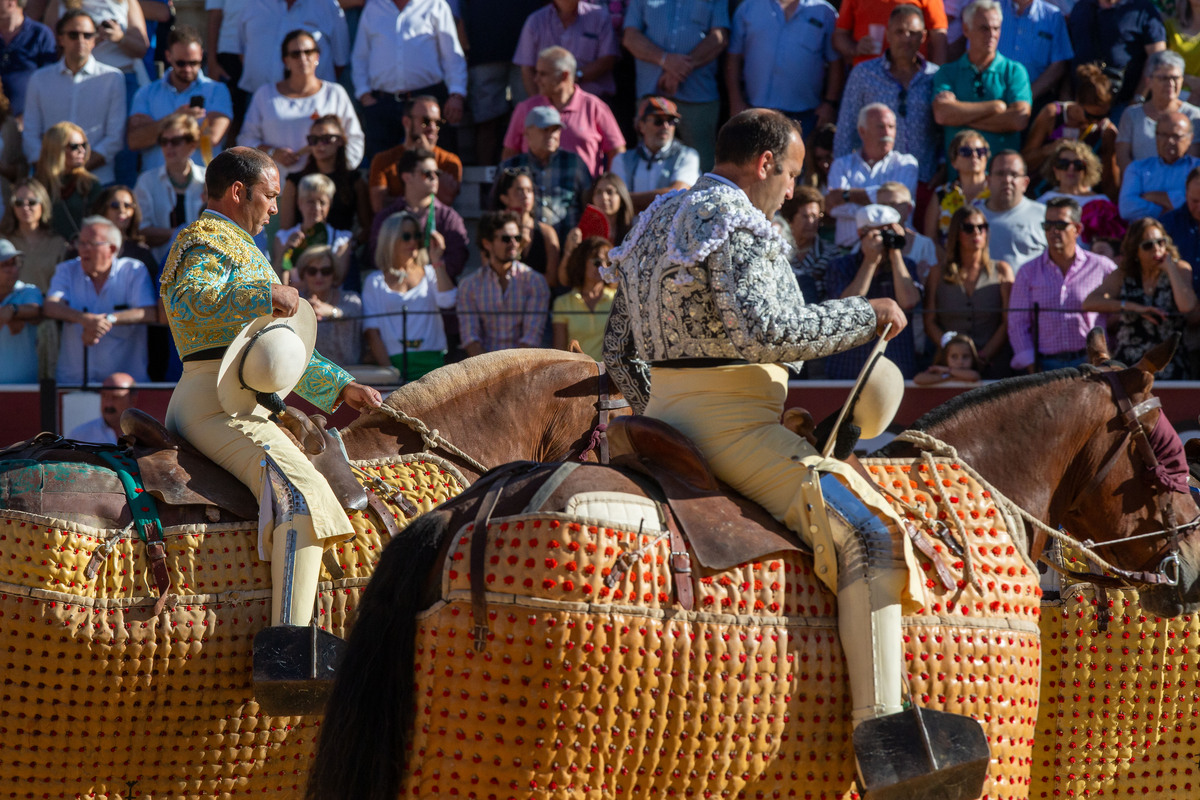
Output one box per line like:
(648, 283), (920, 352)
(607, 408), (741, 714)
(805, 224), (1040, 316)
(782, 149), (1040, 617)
(574, 362), (630, 464)
(1049, 371), (1200, 589)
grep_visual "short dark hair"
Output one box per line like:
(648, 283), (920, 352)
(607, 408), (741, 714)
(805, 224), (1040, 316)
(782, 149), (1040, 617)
(479, 210), (520, 243)
(1045, 195), (1082, 224)
(167, 24), (204, 51)
(715, 109), (800, 169)
(988, 149), (1025, 172)
(397, 147), (437, 176)
(1187, 165), (1200, 188)
(206, 148), (276, 200)
(57, 9), (95, 34)
(780, 185), (825, 221)
(565, 236), (611, 290)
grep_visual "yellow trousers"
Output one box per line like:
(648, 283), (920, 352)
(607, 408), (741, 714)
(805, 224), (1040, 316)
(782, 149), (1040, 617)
(644, 363), (923, 609)
(166, 360), (354, 625)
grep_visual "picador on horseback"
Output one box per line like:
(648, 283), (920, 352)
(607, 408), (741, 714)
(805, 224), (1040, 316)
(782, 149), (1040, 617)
(602, 108), (979, 798)
(159, 147), (383, 689)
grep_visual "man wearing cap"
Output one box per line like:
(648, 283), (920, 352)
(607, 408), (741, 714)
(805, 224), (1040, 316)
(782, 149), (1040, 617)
(826, 103), (919, 250)
(494, 105), (592, 241)
(502, 45), (625, 178)
(0, 238), (42, 385)
(609, 96), (701, 212)
(160, 147), (382, 681)
(66, 371), (137, 444)
(824, 204), (922, 379)
(603, 110), (977, 797)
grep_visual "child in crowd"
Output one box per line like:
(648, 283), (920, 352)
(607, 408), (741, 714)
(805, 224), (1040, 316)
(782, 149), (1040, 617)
(273, 173), (352, 283)
(914, 332), (983, 385)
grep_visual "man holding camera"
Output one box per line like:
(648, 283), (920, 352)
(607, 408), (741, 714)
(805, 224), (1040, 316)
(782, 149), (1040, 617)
(826, 103), (919, 249)
(824, 204), (921, 379)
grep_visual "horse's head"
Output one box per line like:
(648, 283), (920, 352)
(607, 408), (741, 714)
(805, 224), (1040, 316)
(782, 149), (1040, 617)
(1066, 336), (1200, 617)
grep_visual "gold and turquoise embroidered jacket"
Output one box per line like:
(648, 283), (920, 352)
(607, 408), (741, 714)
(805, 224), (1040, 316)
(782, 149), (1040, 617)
(162, 212), (352, 412)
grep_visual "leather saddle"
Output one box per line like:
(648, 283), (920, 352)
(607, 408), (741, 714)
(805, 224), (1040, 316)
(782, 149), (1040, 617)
(607, 416), (807, 572)
(118, 408), (369, 517)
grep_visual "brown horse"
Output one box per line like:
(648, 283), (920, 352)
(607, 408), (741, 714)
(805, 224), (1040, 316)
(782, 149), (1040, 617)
(306, 345), (1200, 800)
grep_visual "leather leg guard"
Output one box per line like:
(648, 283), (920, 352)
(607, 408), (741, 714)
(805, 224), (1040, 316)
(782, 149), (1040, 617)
(820, 474), (909, 726)
(270, 513), (324, 627)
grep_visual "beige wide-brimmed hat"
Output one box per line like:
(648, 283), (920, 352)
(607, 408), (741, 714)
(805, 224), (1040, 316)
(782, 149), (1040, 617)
(851, 354), (904, 439)
(217, 300), (317, 418)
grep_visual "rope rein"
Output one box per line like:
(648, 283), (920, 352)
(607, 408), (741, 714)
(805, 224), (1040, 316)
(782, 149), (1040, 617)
(893, 430), (1129, 577)
(374, 403), (491, 475)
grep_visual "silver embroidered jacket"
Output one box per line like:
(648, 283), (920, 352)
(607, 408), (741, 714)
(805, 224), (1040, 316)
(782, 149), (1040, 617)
(602, 176), (878, 413)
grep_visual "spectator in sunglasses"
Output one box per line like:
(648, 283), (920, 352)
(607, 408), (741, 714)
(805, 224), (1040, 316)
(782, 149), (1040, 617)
(924, 130), (991, 244)
(932, 1), (1031, 165)
(924, 206), (1014, 377)
(296, 245), (362, 369)
(24, 11), (126, 187)
(364, 211), (456, 379)
(553, 236), (616, 360)
(134, 112), (207, 265)
(1022, 64), (1119, 199)
(279, 115), (370, 236)
(1037, 140), (1107, 209)
(274, 173), (352, 284)
(240, 29), (363, 178)
(494, 166), (561, 284)
(457, 210), (550, 356)
(1084, 217), (1195, 379)
(35, 122), (101, 242)
(610, 96), (700, 212)
(88, 186), (156, 277)
(367, 96), (463, 211)
(127, 25), (233, 173)
(368, 147), (468, 278)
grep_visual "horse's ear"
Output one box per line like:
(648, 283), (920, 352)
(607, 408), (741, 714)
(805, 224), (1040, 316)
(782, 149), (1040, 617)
(1086, 327), (1110, 366)
(568, 340), (585, 355)
(1134, 333), (1179, 377)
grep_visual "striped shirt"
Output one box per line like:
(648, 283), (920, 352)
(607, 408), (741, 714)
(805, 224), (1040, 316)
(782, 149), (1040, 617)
(1007, 248), (1115, 370)
(456, 261), (550, 352)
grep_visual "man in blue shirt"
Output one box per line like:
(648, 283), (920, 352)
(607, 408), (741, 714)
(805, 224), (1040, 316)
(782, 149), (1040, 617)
(0, 0), (56, 181)
(1068, 0), (1165, 113)
(997, 0), (1072, 105)
(932, 0), (1031, 160)
(128, 25), (232, 172)
(1119, 112), (1200, 222)
(609, 96), (701, 211)
(1161, 167), (1200, 376)
(726, 0), (842, 139)
(623, 0), (730, 171)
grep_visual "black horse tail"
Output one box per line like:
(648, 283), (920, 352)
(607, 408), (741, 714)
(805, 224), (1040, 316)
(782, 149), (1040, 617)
(305, 509), (451, 800)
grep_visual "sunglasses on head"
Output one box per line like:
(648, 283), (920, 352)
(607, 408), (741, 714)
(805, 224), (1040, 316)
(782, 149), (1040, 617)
(11, 199), (40, 208)
(960, 221), (989, 234)
(958, 145), (988, 159)
(159, 135), (195, 147)
(64, 30), (96, 40)
(1140, 237), (1168, 251)
(1055, 157), (1086, 171)
(1041, 220), (1073, 231)
(303, 265), (335, 276)
(307, 133), (343, 146)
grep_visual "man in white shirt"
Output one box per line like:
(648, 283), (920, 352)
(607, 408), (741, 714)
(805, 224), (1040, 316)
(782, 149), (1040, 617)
(23, 10), (126, 184)
(43, 217), (158, 386)
(67, 371), (138, 445)
(233, 0), (350, 96)
(352, 0), (467, 163)
(826, 103), (919, 248)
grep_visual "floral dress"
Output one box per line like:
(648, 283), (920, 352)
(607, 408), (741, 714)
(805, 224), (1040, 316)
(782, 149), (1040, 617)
(1113, 272), (1189, 380)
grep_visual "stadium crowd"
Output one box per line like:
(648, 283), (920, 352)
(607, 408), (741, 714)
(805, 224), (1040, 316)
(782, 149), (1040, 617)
(3, 0), (1200, 392)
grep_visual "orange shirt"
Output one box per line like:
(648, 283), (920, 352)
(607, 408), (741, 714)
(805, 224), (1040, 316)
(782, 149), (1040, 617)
(368, 143), (464, 199)
(836, 0), (948, 65)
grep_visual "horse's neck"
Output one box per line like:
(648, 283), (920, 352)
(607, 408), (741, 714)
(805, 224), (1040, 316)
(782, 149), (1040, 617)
(924, 391), (1089, 525)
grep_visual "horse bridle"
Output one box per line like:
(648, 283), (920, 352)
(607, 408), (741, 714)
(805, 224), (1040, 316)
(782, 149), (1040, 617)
(1055, 371), (1200, 589)
(575, 362), (630, 464)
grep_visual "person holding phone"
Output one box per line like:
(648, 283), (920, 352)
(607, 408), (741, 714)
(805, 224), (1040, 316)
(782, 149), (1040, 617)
(128, 25), (233, 172)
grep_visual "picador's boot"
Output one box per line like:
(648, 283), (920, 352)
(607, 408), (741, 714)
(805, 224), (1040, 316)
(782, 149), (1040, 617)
(822, 476), (990, 800)
(252, 510), (345, 716)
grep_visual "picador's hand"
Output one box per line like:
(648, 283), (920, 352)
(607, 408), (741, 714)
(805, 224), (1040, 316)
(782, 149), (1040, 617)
(271, 284), (300, 317)
(867, 298), (906, 339)
(340, 382), (383, 413)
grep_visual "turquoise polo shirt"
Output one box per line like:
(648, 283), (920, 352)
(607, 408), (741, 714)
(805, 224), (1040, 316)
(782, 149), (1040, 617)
(933, 52), (1031, 157)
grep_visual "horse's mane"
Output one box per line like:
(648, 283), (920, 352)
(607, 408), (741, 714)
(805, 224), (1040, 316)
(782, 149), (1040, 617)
(379, 349), (599, 416)
(877, 367), (1093, 457)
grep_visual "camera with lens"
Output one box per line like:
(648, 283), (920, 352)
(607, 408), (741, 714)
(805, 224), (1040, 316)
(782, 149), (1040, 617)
(879, 228), (907, 251)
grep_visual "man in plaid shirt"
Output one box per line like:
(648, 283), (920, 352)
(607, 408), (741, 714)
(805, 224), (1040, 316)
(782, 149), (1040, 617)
(457, 210), (551, 356)
(1008, 197), (1116, 372)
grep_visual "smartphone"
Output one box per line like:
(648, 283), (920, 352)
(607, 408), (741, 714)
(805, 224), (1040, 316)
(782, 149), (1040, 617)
(190, 96), (205, 110)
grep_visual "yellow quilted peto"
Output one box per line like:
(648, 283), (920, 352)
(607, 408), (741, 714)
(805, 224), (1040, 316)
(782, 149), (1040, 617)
(400, 457), (1044, 799)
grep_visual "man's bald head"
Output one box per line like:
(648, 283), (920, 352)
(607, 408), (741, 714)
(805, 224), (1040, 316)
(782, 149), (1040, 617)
(100, 372), (137, 433)
(1156, 112), (1194, 163)
(102, 372), (136, 390)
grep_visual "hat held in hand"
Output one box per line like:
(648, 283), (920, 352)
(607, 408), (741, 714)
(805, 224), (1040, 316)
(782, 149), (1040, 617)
(218, 300), (317, 418)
